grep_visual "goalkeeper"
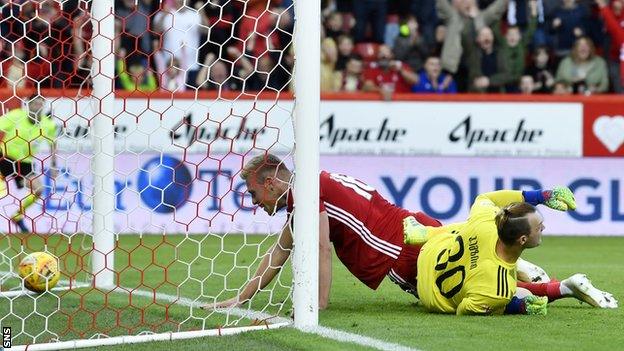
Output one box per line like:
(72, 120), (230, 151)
(0, 95), (57, 233)
(403, 187), (618, 315)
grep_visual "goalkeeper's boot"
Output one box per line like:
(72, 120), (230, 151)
(403, 216), (428, 246)
(10, 214), (29, 233)
(516, 258), (551, 283)
(562, 274), (618, 308)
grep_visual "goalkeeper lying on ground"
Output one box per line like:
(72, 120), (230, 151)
(204, 154), (616, 314)
(403, 187), (619, 315)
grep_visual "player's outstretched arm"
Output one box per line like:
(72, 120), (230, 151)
(472, 190), (525, 211)
(456, 293), (547, 316)
(504, 295), (548, 315)
(319, 211), (332, 310)
(523, 186), (577, 211)
(202, 224), (294, 310)
(456, 293), (508, 316)
(473, 186), (576, 213)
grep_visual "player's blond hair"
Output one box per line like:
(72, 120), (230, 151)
(241, 153), (291, 182)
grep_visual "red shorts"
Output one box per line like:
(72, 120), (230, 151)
(387, 211), (442, 297)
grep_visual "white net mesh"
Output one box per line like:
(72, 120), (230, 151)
(0, 0), (298, 346)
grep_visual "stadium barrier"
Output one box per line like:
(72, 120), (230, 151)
(1, 90), (622, 235)
(2, 90), (622, 156)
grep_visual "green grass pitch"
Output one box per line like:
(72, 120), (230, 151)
(0, 235), (622, 351)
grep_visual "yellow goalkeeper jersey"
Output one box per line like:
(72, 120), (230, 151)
(0, 108), (56, 162)
(416, 190), (524, 315)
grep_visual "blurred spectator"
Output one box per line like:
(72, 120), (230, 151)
(353, 0), (388, 43)
(116, 0), (156, 62)
(321, 38), (342, 92)
(72, 1), (94, 87)
(202, 0), (238, 57)
(527, 0), (550, 48)
(22, 1), (77, 88)
(155, 54), (186, 92)
(550, 0), (590, 59)
(331, 0), (355, 15)
(467, 26), (515, 92)
(499, 0), (538, 92)
(197, 45), (260, 91)
(553, 80), (573, 94)
(393, 16), (429, 72)
(507, 0), (529, 28)
(412, 56), (458, 93)
(525, 45), (556, 93)
(436, 0), (509, 76)
(245, 53), (292, 91)
(274, 1), (295, 54)
(383, 13), (400, 47)
(596, 0), (624, 92)
(225, 46), (256, 88)
(518, 74), (536, 93)
(237, 0), (286, 60)
(336, 35), (355, 70)
(325, 12), (345, 40)
(0, 41), (50, 90)
(402, 0), (438, 46)
(2, 0), (620, 95)
(362, 44), (418, 98)
(195, 53), (243, 91)
(116, 49), (157, 92)
(0, 45), (37, 89)
(338, 55), (364, 91)
(433, 24), (447, 55)
(153, 0), (209, 88)
(541, 0), (560, 20)
(556, 36), (609, 94)
(0, 45), (25, 89)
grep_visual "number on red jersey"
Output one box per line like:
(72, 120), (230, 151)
(329, 173), (375, 200)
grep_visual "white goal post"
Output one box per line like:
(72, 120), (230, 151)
(91, 0), (116, 290)
(292, 0), (321, 329)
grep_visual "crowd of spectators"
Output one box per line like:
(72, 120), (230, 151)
(320, 0), (623, 95)
(0, 0), (294, 94)
(0, 0), (623, 95)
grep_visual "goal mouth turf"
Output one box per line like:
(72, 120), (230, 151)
(0, 233), (294, 347)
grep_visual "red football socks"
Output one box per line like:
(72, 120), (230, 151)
(517, 281), (563, 302)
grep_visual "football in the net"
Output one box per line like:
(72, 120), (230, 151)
(18, 252), (61, 293)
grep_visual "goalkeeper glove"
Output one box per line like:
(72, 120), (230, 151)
(524, 295), (548, 315)
(523, 186), (577, 211)
(542, 186), (577, 211)
(403, 216), (428, 246)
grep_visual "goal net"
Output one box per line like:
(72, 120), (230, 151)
(0, 0), (319, 349)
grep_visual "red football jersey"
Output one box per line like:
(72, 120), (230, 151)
(362, 61), (414, 93)
(287, 171), (440, 290)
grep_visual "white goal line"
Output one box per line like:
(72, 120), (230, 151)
(115, 287), (421, 351)
(114, 285), (293, 325)
(9, 323), (291, 351)
(0, 270), (91, 298)
(2, 274), (420, 351)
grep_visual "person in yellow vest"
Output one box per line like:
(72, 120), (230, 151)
(0, 95), (57, 233)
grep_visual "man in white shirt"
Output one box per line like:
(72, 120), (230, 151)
(154, 0), (209, 88)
